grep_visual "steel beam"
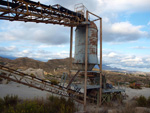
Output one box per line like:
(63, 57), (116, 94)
(67, 70), (80, 89)
(84, 10), (89, 111)
(86, 11), (103, 107)
(69, 26), (73, 77)
(99, 18), (102, 106)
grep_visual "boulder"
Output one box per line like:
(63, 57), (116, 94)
(22, 68), (45, 79)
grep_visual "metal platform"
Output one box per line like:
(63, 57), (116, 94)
(103, 89), (125, 93)
(75, 84), (100, 90)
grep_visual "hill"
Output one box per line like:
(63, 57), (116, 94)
(0, 56), (150, 86)
(0, 56), (125, 72)
(0, 57), (70, 73)
(0, 56), (149, 76)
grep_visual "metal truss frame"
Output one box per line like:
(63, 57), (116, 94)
(0, 0), (85, 27)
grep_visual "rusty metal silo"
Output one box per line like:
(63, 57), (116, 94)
(73, 21), (98, 71)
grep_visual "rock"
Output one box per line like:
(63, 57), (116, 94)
(22, 68), (45, 79)
(135, 107), (150, 113)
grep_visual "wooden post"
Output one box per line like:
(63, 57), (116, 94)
(99, 18), (102, 106)
(69, 27), (73, 77)
(84, 10), (88, 111)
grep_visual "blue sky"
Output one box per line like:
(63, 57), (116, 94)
(0, 0), (150, 72)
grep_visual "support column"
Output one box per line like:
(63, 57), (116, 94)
(69, 27), (73, 77)
(99, 18), (102, 106)
(84, 10), (88, 111)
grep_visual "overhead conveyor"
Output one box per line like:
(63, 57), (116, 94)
(0, 0), (85, 26)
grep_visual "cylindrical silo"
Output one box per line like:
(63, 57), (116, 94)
(73, 21), (98, 71)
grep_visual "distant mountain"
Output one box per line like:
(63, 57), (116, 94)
(0, 56), (70, 72)
(94, 64), (125, 72)
(0, 55), (16, 60)
(0, 56), (127, 73)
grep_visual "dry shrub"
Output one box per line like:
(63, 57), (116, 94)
(119, 103), (136, 113)
(147, 96), (150, 107)
(0, 95), (78, 113)
(50, 79), (59, 85)
(137, 96), (147, 107)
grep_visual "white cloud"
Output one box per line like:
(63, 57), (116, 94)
(22, 50), (30, 54)
(148, 21), (150, 26)
(31, 0), (150, 14)
(0, 33), (16, 40)
(0, 46), (17, 52)
(108, 52), (117, 58)
(97, 0), (150, 13)
(146, 58), (150, 62)
(102, 49), (150, 71)
(121, 57), (142, 62)
(13, 48), (69, 61)
(111, 22), (143, 34)
(103, 21), (147, 42)
(38, 44), (65, 48)
(0, 21), (70, 45)
(130, 46), (150, 49)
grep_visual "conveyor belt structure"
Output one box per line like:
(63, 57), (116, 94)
(0, 65), (97, 103)
(0, 0), (85, 26)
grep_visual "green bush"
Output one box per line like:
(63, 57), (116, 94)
(3, 95), (19, 106)
(0, 77), (3, 82)
(139, 75), (145, 77)
(0, 97), (4, 112)
(30, 73), (35, 77)
(0, 95), (19, 113)
(129, 80), (136, 84)
(50, 79), (58, 85)
(147, 96), (150, 107)
(137, 96), (147, 107)
(46, 96), (77, 113)
(46, 74), (53, 77)
(15, 100), (44, 113)
(0, 95), (77, 113)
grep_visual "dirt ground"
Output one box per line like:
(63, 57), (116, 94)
(1, 82), (150, 99)
(0, 82), (50, 99)
(1, 82), (150, 112)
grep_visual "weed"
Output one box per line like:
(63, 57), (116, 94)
(3, 95), (19, 106)
(147, 96), (150, 107)
(0, 95), (77, 113)
(50, 79), (59, 85)
(0, 97), (4, 112)
(15, 100), (45, 113)
(0, 77), (3, 82)
(137, 96), (147, 107)
(119, 104), (136, 113)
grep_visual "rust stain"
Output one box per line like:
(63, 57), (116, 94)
(89, 37), (97, 46)
(89, 48), (96, 54)
(89, 21), (97, 29)
(91, 29), (97, 37)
